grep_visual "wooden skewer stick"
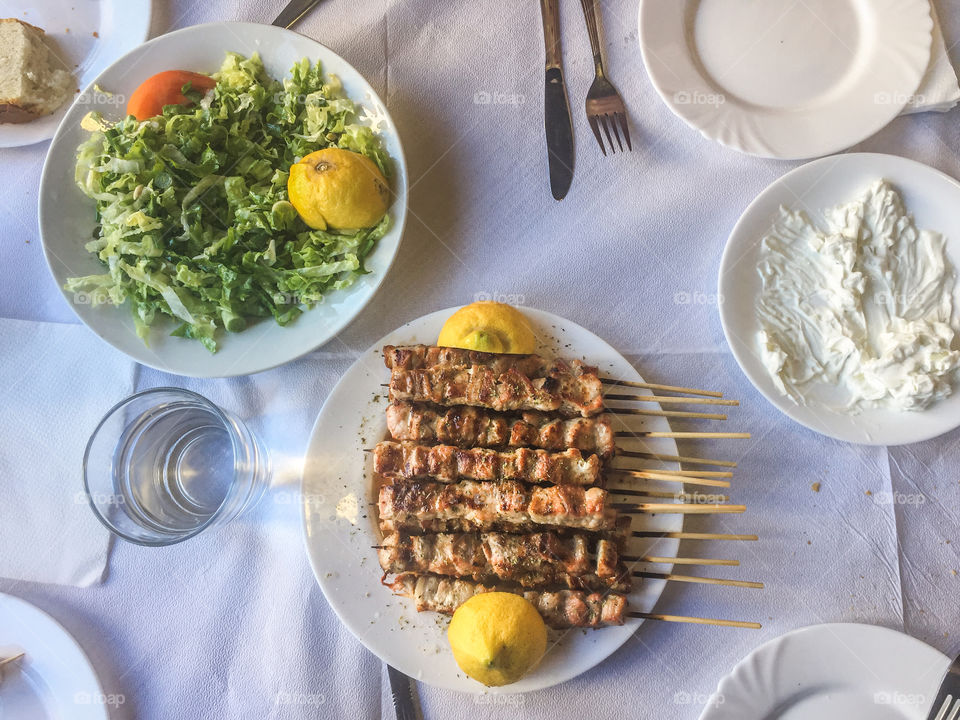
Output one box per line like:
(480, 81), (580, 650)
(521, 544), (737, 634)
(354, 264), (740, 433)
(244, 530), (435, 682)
(636, 571), (763, 589)
(608, 408), (727, 420)
(634, 468), (733, 478)
(616, 449), (737, 468)
(628, 612), (761, 630)
(615, 502), (746, 515)
(615, 431), (751, 440)
(621, 555), (739, 567)
(610, 488), (729, 502)
(0, 651), (25, 668)
(633, 531), (758, 541)
(600, 377), (724, 398)
(605, 393), (739, 407)
(629, 469), (734, 477)
(606, 470), (731, 489)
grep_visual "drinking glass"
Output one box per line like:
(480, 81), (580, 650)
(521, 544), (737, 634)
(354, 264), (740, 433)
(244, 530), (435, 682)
(83, 387), (270, 546)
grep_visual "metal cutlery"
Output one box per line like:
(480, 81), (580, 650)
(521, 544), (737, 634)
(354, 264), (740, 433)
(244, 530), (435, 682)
(387, 664), (422, 720)
(578, 0), (631, 155)
(927, 653), (960, 720)
(539, 0), (575, 200)
(272, 0), (323, 29)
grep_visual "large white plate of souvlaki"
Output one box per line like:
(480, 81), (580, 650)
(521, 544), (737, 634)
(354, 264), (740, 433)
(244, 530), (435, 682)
(301, 303), (690, 693)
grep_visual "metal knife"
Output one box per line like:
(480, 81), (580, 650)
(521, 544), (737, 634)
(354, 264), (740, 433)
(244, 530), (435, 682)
(926, 653), (960, 720)
(539, 0), (575, 200)
(272, 0), (323, 29)
(387, 664), (422, 720)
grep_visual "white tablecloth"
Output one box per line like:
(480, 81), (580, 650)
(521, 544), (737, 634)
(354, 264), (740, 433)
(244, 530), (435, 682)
(2, 1), (960, 718)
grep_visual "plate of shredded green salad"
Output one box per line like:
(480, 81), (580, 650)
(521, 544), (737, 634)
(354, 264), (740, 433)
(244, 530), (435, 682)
(39, 22), (407, 377)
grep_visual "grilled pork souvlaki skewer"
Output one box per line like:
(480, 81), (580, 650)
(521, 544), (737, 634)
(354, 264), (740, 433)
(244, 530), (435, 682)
(385, 402), (616, 458)
(387, 573), (628, 628)
(378, 480), (742, 535)
(383, 345), (735, 410)
(383, 344), (601, 377)
(375, 532), (626, 589)
(388, 363), (604, 417)
(373, 441), (603, 486)
(384, 344), (586, 376)
(378, 480), (616, 534)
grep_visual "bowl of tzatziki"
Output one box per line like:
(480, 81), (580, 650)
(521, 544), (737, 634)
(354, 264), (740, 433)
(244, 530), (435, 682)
(719, 153), (960, 445)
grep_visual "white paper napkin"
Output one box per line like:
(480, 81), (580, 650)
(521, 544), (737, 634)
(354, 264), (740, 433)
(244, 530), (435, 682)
(903, 2), (960, 114)
(0, 318), (135, 587)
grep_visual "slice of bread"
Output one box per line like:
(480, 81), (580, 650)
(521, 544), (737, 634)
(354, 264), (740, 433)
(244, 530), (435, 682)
(0, 18), (74, 123)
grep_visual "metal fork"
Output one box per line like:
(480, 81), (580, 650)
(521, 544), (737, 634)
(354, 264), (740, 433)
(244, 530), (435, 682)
(579, 0), (631, 155)
(927, 653), (960, 720)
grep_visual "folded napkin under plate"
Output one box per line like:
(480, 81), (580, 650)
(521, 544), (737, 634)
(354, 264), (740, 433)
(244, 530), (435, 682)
(0, 318), (135, 587)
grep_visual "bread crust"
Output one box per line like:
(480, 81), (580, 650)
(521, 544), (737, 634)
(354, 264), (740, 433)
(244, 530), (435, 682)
(0, 103), (40, 124)
(0, 17), (47, 35)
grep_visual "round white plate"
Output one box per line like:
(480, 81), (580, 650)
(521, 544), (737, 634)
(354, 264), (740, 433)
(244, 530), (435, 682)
(700, 623), (950, 720)
(38, 22), (408, 378)
(0, 0), (151, 148)
(301, 307), (683, 693)
(719, 153), (960, 445)
(638, 0), (933, 159)
(0, 593), (107, 720)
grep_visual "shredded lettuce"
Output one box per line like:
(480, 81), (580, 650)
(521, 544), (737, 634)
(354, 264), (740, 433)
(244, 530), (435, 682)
(67, 52), (392, 352)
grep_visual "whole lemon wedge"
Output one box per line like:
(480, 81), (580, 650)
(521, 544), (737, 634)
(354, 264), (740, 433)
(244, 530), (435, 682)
(438, 302), (537, 354)
(287, 147), (389, 230)
(447, 592), (547, 687)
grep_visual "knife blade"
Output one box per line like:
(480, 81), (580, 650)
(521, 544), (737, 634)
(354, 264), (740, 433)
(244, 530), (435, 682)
(926, 653), (960, 720)
(272, 0), (323, 29)
(387, 664), (422, 720)
(539, 0), (575, 200)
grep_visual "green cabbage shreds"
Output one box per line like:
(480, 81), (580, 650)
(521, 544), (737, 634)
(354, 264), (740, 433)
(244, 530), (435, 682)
(68, 52), (392, 352)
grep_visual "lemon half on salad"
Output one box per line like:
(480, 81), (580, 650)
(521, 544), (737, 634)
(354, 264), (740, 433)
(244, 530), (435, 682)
(288, 147), (390, 231)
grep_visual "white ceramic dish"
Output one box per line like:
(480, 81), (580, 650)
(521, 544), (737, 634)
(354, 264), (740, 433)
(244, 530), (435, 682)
(301, 307), (684, 693)
(0, 0), (152, 148)
(0, 592), (107, 720)
(700, 623), (950, 720)
(638, 0), (933, 159)
(38, 21), (407, 378)
(719, 153), (960, 446)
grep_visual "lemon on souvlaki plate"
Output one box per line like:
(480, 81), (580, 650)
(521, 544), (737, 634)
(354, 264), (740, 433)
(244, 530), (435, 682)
(437, 301), (537, 354)
(447, 592), (548, 687)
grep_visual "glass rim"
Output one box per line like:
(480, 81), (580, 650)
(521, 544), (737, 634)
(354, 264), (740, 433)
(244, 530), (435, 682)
(82, 386), (241, 547)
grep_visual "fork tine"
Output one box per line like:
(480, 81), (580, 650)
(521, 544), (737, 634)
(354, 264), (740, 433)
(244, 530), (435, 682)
(935, 696), (953, 720)
(600, 114), (616, 154)
(617, 112), (632, 151)
(609, 113), (624, 152)
(588, 115), (606, 156)
(948, 699), (960, 720)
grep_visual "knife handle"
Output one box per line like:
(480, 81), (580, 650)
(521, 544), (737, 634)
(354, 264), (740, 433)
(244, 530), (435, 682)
(539, 0), (563, 70)
(578, 0), (604, 73)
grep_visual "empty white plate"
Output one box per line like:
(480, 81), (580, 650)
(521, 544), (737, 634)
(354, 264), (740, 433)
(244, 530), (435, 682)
(701, 624), (950, 720)
(718, 153), (960, 445)
(0, 593), (107, 720)
(0, 0), (152, 148)
(638, 0), (933, 159)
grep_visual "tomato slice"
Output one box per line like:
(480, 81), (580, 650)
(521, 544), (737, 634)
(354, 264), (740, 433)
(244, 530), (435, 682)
(125, 70), (217, 121)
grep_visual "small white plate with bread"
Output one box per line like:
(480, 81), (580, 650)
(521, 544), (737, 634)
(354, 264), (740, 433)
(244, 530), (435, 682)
(0, 0), (152, 148)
